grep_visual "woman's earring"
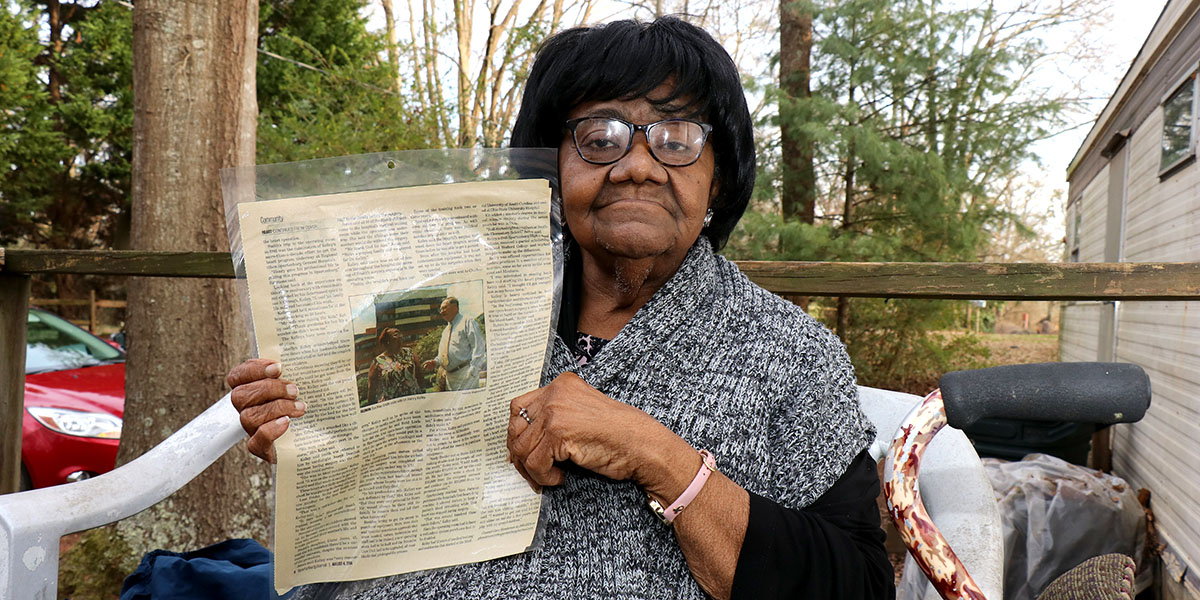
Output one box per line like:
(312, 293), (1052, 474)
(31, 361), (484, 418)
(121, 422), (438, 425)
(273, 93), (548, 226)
(703, 209), (713, 227)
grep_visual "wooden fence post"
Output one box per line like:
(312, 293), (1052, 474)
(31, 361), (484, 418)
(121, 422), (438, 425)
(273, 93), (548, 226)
(0, 270), (31, 495)
(89, 288), (97, 333)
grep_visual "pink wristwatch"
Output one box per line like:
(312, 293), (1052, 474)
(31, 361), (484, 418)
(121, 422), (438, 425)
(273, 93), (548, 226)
(649, 449), (717, 525)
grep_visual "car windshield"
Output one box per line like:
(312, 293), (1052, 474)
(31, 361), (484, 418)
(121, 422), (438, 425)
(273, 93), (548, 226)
(25, 309), (124, 374)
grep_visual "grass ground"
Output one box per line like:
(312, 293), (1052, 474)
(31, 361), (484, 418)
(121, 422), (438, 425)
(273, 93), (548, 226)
(977, 332), (1059, 366)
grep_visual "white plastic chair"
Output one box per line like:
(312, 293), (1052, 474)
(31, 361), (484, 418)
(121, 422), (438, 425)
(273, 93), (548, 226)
(0, 394), (245, 600)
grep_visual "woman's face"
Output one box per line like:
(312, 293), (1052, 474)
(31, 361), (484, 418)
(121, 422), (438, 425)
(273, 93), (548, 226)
(558, 85), (717, 264)
(382, 330), (402, 353)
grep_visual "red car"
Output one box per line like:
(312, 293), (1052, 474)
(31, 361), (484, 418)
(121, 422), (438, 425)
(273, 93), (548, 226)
(21, 308), (124, 490)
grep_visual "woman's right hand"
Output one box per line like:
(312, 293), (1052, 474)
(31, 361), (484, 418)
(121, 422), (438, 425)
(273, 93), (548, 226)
(226, 358), (307, 463)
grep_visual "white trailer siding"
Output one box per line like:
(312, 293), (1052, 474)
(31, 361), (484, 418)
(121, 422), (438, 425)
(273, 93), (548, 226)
(1058, 303), (1104, 363)
(1109, 305), (1200, 571)
(1059, 166), (1109, 363)
(1064, 2), (1200, 594)
(1079, 164), (1110, 263)
(1125, 110), (1200, 261)
(1111, 106), (1200, 580)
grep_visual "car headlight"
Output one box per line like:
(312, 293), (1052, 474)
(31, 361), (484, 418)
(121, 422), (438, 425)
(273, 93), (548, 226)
(27, 407), (122, 439)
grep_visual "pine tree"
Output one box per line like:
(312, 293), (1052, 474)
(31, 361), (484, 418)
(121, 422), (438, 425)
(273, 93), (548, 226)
(732, 0), (1097, 391)
(0, 1), (55, 245)
(0, 0), (132, 252)
(256, 0), (431, 162)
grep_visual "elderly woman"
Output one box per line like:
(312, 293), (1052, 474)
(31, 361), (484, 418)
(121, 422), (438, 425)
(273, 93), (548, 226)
(227, 16), (893, 600)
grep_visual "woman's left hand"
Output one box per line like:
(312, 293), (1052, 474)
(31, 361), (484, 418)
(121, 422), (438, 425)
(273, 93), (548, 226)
(507, 372), (696, 495)
(510, 373), (747, 600)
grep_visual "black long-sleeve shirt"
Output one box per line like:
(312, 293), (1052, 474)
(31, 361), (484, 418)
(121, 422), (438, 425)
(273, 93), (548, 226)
(568, 330), (894, 598)
(731, 450), (896, 599)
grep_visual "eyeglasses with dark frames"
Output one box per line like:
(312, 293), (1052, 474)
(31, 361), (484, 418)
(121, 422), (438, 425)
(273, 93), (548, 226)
(564, 117), (714, 167)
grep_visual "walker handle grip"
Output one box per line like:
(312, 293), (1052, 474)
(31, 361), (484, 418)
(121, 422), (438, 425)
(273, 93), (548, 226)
(940, 362), (1150, 430)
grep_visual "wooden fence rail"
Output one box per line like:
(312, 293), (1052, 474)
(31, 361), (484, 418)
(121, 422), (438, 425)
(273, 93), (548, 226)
(29, 292), (127, 333)
(2, 247), (1199, 494)
(31, 297), (127, 309)
(5, 248), (1200, 300)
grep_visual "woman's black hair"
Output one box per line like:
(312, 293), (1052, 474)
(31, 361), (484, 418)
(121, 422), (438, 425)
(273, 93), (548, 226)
(510, 16), (755, 251)
(377, 327), (401, 348)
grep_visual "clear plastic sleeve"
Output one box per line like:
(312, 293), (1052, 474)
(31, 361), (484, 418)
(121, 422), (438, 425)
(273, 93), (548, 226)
(219, 149), (562, 595)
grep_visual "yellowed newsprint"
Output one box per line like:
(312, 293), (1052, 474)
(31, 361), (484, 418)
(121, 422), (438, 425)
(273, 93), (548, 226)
(236, 179), (552, 594)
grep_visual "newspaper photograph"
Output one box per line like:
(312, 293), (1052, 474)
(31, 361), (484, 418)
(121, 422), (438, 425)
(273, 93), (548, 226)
(234, 178), (554, 593)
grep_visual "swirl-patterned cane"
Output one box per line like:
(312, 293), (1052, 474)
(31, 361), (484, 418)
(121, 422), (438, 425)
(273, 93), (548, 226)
(883, 389), (987, 600)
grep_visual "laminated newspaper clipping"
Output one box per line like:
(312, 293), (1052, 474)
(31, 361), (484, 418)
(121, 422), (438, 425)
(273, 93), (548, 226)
(233, 176), (553, 593)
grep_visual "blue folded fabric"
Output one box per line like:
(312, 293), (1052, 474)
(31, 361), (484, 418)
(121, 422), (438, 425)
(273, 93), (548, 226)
(121, 538), (293, 600)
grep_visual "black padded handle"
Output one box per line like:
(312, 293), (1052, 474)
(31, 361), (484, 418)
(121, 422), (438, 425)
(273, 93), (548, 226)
(940, 362), (1151, 430)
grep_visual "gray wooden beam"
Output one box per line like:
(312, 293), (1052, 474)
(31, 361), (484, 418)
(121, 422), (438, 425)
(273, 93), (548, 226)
(3, 249), (235, 278)
(735, 260), (1200, 301)
(3, 248), (1200, 300)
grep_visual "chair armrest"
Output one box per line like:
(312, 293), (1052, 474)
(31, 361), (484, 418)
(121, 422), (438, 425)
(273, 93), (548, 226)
(0, 394), (247, 599)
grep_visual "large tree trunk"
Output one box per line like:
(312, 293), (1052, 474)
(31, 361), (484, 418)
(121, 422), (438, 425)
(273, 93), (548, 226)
(779, 0), (816, 313)
(779, 0), (815, 225)
(835, 87), (857, 343)
(118, 0), (271, 555)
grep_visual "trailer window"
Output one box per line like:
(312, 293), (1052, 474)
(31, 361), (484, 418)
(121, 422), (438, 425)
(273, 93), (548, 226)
(1161, 72), (1197, 175)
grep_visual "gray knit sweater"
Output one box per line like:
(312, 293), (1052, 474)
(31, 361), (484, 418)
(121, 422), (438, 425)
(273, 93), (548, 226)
(296, 239), (875, 600)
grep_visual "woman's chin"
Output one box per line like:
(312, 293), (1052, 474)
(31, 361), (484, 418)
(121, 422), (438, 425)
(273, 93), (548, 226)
(594, 231), (684, 261)
(574, 217), (700, 262)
